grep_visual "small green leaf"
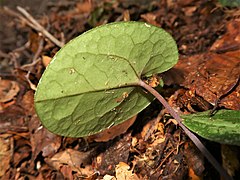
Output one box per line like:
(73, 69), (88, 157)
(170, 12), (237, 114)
(35, 21), (178, 137)
(182, 110), (240, 146)
(218, 0), (240, 7)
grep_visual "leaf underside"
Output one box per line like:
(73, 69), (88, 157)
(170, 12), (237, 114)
(35, 21), (178, 137)
(182, 110), (240, 146)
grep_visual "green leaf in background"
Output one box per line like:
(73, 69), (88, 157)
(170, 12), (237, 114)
(182, 110), (240, 146)
(34, 21), (178, 137)
(218, 0), (240, 7)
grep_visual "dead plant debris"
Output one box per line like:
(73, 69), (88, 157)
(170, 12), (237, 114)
(0, 0), (240, 179)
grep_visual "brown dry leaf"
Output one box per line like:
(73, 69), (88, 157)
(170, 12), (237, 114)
(46, 149), (93, 177)
(168, 88), (212, 113)
(29, 30), (42, 53)
(29, 115), (61, 159)
(183, 6), (197, 16)
(103, 174), (117, 180)
(88, 115), (136, 142)
(184, 52), (240, 110)
(76, 1), (92, 14)
(21, 90), (35, 115)
(0, 79), (19, 103)
(123, 10), (130, 21)
(0, 134), (13, 177)
(0, 104), (27, 133)
(42, 55), (52, 67)
(164, 51), (240, 110)
(177, 0), (196, 6)
(115, 162), (140, 180)
(141, 13), (159, 26)
(188, 168), (201, 180)
(210, 20), (240, 53)
(59, 165), (74, 180)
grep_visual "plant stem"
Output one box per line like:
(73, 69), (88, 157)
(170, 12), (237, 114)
(138, 79), (232, 180)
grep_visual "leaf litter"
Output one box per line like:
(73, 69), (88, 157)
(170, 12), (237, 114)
(0, 0), (240, 179)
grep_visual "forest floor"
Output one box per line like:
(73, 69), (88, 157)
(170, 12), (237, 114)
(0, 0), (240, 179)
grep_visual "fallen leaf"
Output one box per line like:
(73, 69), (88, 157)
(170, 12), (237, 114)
(45, 149), (93, 177)
(0, 134), (13, 177)
(115, 162), (140, 180)
(185, 53), (240, 110)
(21, 90), (35, 115)
(188, 168), (201, 180)
(76, 1), (92, 14)
(12, 137), (31, 168)
(88, 115), (136, 142)
(123, 10), (130, 21)
(29, 115), (61, 159)
(59, 165), (74, 180)
(210, 20), (240, 53)
(140, 13), (159, 26)
(183, 6), (197, 16)
(42, 55), (52, 67)
(103, 174), (116, 180)
(164, 51), (240, 110)
(0, 79), (19, 103)
(0, 104), (27, 133)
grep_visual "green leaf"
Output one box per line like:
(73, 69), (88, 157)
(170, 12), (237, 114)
(218, 0), (240, 7)
(34, 21), (178, 137)
(182, 110), (240, 146)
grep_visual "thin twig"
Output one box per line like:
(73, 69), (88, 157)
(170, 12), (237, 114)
(16, 6), (64, 48)
(21, 59), (41, 69)
(138, 79), (233, 180)
(0, 50), (10, 58)
(3, 6), (64, 48)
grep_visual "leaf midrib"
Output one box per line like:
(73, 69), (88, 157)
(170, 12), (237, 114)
(35, 81), (140, 103)
(36, 51), (153, 102)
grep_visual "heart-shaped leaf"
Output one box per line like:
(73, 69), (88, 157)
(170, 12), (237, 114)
(182, 110), (240, 146)
(34, 21), (178, 137)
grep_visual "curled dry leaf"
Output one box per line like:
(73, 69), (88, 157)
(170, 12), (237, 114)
(88, 115), (136, 142)
(0, 79), (19, 103)
(45, 149), (93, 177)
